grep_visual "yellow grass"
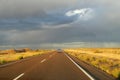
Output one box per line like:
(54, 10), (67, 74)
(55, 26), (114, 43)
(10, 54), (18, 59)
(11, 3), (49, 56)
(66, 48), (120, 60)
(64, 48), (120, 78)
(0, 50), (52, 64)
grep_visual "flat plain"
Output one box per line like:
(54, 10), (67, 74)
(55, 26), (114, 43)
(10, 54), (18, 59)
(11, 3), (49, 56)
(64, 48), (120, 79)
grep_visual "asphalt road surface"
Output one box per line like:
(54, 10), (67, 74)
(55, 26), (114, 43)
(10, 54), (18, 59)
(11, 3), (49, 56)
(0, 51), (117, 80)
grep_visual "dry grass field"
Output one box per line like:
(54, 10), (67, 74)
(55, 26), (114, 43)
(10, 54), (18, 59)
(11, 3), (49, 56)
(0, 49), (52, 64)
(64, 48), (120, 79)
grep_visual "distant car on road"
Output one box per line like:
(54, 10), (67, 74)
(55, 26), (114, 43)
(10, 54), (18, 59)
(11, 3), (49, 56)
(57, 49), (62, 53)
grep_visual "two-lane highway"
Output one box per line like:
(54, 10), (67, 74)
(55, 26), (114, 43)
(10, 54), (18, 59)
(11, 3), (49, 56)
(0, 51), (117, 80)
(0, 52), (54, 80)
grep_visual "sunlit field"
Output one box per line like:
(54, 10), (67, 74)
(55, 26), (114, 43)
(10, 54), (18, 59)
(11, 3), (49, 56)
(64, 48), (120, 78)
(0, 49), (52, 64)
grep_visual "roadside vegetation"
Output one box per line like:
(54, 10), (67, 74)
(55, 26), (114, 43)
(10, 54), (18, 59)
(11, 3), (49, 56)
(64, 48), (120, 79)
(0, 48), (52, 64)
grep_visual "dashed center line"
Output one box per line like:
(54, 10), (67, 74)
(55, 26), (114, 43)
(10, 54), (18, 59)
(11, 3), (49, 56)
(13, 73), (24, 80)
(49, 53), (56, 58)
(40, 59), (46, 63)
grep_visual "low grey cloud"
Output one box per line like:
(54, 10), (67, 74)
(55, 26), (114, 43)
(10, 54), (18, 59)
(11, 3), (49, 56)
(0, 13), (77, 31)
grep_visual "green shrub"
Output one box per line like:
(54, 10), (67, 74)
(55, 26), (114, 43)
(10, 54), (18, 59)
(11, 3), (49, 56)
(100, 58), (108, 63)
(18, 56), (23, 60)
(0, 59), (7, 64)
(117, 72), (120, 80)
(111, 69), (120, 78)
(94, 50), (103, 53)
(91, 61), (98, 66)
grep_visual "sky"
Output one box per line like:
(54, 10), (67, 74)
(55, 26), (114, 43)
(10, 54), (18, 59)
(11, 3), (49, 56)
(0, 0), (120, 49)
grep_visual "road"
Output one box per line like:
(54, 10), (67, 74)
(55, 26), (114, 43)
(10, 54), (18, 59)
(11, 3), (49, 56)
(0, 51), (117, 80)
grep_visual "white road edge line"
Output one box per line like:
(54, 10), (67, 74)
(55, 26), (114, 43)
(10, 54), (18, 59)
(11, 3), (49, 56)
(13, 73), (24, 80)
(64, 53), (95, 80)
(40, 59), (46, 63)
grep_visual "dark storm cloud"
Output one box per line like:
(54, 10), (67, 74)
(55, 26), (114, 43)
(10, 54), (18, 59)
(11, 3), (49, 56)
(0, 13), (78, 31)
(0, 0), (120, 48)
(0, 0), (76, 18)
